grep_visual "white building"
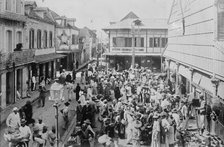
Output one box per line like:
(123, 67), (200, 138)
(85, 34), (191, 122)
(0, 0), (33, 109)
(103, 12), (168, 71)
(163, 0), (224, 139)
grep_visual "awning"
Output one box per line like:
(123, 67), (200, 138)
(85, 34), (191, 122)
(193, 72), (202, 85)
(218, 81), (224, 100)
(199, 75), (213, 93)
(35, 53), (66, 63)
(179, 65), (191, 80)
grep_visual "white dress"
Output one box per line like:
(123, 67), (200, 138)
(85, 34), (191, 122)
(151, 120), (160, 147)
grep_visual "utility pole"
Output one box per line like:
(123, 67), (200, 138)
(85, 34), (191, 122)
(131, 19), (141, 69)
(131, 24), (135, 68)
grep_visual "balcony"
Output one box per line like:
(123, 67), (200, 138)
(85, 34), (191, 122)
(56, 44), (81, 53)
(0, 49), (35, 70)
(110, 47), (164, 55)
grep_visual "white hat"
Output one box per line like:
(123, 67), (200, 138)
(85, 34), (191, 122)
(13, 107), (19, 111)
(98, 134), (111, 144)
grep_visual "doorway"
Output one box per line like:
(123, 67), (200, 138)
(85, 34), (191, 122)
(6, 72), (14, 105)
(16, 69), (23, 98)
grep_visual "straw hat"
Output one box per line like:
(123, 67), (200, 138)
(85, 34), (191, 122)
(84, 119), (91, 125)
(153, 113), (160, 119)
(98, 134), (111, 144)
(160, 111), (167, 117)
(21, 119), (27, 124)
(133, 120), (142, 129)
(13, 107), (19, 112)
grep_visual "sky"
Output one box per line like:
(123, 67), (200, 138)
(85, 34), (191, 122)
(34, 0), (173, 40)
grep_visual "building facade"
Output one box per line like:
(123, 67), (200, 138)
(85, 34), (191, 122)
(0, 0), (35, 110)
(163, 0), (224, 139)
(103, 12), (168, 71)
(24, 2), (64, 84)
(79, 27), (97, 64)
(55, 16), (81, 71)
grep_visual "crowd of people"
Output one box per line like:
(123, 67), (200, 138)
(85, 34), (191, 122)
(4, 62), (222, 147)
(65, 64), (210, 147)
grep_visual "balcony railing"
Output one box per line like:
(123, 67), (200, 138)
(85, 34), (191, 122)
(110, 47), (164, 54)
(0, 49), (35, 70)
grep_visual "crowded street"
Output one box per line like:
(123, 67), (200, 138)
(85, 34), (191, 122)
(1, 0), (224, 147)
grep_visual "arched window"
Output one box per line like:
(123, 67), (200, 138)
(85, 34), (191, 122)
(29, 29), (34, 49)
(44, 31), (47, 48)
(37, 30), (41, 49)
(49, 31), (53, 47)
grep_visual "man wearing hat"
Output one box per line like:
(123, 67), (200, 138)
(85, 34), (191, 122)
(161, 111), (170, 146)
(62, 102), (70, 129)
(6, 107), (21, 129)
(19, 119), (32, 146)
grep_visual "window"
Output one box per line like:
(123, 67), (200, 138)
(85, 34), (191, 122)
(149, 38), (154, 48)
(72, 34), (76, 44)
(6, 30), (13, 52)
(217, 0), (224, 40)
(29, 29), (35, 49)
(6, 0), (12, 11)
(37, 30), (41, 49)
(44, 31), (47, 48)
(134, 37), (144, 47)
(149, 37), (166, 48)
(16, 0), (22, 13)
(112, 37), (125, 47)
(154, 38), (160, 48)
(125, 38), (132, 47)
(161, 38), (168, 47)
(49, 31), (53, 47)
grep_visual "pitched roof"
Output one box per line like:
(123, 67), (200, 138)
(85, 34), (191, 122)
(50, 10), (60, 19)
(103, 18), (168, 30)
(120, 11), (139, 21)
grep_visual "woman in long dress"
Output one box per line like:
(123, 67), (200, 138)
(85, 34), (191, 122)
(151, 114), (160, 147)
